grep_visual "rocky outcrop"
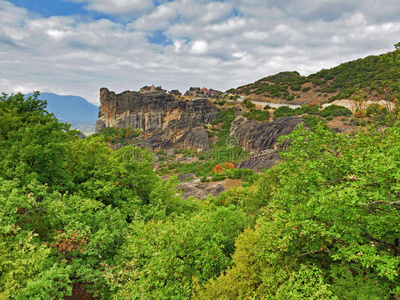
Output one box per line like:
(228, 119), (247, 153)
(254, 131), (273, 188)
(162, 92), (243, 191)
(232, 117), (304, 171)
(177, 180), (226, 200)
(232, 116), (304, 152)
(95, 88), (219, 151)
(235, 150), (280, 172)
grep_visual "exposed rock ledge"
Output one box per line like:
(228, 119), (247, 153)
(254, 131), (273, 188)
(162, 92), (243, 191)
(233, 117), (305, 171)
(95, 88), (219, 151)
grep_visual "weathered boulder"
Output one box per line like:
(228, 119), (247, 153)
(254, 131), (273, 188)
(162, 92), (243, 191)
(177, 181), (227, 200)
(178, 173), (197, 182)
(177, 182), (208, 200)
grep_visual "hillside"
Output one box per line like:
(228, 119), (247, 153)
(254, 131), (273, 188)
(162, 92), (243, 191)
(227, 49), (400, 105)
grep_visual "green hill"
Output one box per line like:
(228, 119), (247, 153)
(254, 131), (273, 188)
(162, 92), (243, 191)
(227, 47), (400, 104)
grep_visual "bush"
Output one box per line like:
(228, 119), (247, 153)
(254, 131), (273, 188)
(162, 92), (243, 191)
(201, 176), (210, 182)
(242, 99), (255, 110)
(302, 87), (311, 92)
(211, 173), (227, 181)
(286, 95), (295, 101)
(318, 105), (351, 118)
(243, 110), (270, 122)
(207, 131), (216, 138)
(274, 106), (297, 119)
(291, 84), (301, 91)
(302, 115), (330, 131)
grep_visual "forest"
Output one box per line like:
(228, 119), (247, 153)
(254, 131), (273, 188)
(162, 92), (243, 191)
(1, 85), (400, 300)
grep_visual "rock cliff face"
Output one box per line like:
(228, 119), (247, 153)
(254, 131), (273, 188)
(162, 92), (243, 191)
(95, 88), (218, 151)
(232, 117), (305, 170)
(232, 116), (304, 152)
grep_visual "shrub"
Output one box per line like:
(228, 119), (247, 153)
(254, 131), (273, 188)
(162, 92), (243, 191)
(318, 105), (351, 118)
(207, 131), (216, 138)
(302, 115), (330, 131)
(243, 110), (270, 122)
(291, 84), (301, 91)
(200, 176), (210, 182)
(242, 99), (255, 110)
(211, 173), (227, 181)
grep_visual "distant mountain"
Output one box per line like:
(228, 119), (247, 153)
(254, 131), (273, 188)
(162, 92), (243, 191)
(25, 92), (98, 135)
(26, 92), (98, 125)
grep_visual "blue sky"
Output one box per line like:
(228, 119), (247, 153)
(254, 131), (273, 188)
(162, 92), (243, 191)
(1, 0), (400, 104)
(7, 0), (89, 17)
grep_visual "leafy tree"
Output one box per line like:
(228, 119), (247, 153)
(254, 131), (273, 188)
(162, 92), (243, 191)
(198, 122), (400, 298)
(108, 207), (251, 299)
(0, 92), (75, 189)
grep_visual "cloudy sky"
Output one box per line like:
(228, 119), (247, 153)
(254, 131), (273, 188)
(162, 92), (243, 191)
(1, 0), (399, 105)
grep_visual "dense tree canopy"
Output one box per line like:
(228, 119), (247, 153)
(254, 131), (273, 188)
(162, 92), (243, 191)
(2, 92), (400, 299)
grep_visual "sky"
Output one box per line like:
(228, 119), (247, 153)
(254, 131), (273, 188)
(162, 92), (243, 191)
(1, 0), (399, 105)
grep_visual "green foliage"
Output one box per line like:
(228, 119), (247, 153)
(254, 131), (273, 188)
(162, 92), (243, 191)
(211, 173), (227, 181)
(198, 123), (400, 298)
(207, 130), (216, 138)
(109, 207), (251, 299)
(210, 108), (235, 147)
(242, 109), (270, 121)
(318, 104), (352, 118)
(290, 84), (301, 91)
(96, 126), (139, 145)
(7, 88), (400, 299)
(302, 115), (330, 131)
(273, 104), (351, 120)
(271, 124), (400, 297)
(0, 92), (75, 189)
(286, 95), (295, 101)
(365, 103), (393, 126)
(241, 98), (255, 110)
(228, 47), (400, 103)
(211, 107), (235, 126)
(227, 71), (308, 99)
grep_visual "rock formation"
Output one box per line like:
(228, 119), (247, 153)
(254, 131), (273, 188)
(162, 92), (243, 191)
(95, 88), (218, 151)
(95, 88), (306, 171)
(232, 116), (305, 171)
(232, 116), (304, 152)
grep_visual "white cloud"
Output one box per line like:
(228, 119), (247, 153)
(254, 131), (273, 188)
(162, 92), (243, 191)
(207, 17), (246, 33)
(1, 0), (400, 106)
(201, 2), (232, 23)
(69, 0), (154, 16)
(190, 40), (208, 54)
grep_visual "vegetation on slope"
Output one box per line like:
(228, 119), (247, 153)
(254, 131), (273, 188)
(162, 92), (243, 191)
(227, 71), (307, 100)
(228, 44), (400, 103)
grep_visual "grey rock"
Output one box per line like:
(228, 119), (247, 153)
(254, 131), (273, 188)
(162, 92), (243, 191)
(95, 88), (219, 151)
(236, 151), (281, 172)
(178, 173), (197, 182)
(205, 183), (226, 197)
(233, 117), (304, 152)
